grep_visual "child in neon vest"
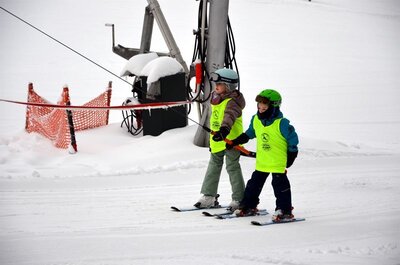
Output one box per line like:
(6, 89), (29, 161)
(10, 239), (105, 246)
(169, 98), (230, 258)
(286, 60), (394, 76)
(194, 68), (246, 211)
(228, 89), (299, 221)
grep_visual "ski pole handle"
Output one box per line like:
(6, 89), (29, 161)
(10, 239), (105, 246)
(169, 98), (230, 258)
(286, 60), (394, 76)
(223, 138), (249, 155)
(210, 130), (255, 158)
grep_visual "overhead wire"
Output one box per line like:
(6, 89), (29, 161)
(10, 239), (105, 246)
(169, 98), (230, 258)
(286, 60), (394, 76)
(0, 6), (134, 88)
(0, 4), (254, 156)
(0, 5), (219, 134)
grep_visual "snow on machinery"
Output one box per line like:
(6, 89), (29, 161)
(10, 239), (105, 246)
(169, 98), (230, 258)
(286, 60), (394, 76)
(106, 0), (189, 137)
(107, 0), (239, 143)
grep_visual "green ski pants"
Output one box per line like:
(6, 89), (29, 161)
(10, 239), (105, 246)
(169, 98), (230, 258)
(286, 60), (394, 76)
(200, 149), (245, 201)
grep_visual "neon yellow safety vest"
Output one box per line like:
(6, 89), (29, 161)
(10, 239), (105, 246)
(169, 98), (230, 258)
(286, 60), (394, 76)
(253, 116), (287, 173)
(209, 98), (243, 153)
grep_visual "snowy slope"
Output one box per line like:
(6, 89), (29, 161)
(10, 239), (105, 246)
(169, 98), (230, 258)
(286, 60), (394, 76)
(0, 0), (400, 264)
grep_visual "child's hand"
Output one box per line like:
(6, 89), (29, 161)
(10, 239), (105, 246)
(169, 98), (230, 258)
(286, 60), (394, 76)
(226, 133), (249, 149)
(212, 127), (230, 141)
(286, 151), (298, 168)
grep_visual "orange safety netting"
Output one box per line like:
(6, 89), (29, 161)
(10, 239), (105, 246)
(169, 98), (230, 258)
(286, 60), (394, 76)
(25, 82), (112, 151)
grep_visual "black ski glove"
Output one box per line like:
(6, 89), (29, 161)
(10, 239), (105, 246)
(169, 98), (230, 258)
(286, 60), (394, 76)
(286, 151), (298, 168)
(226, 133), (250, 150)
(212, 127), (230, 142)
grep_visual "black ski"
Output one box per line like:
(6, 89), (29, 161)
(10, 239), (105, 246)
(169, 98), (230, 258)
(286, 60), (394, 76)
(215, 209), (268, 219)
(202, 210), (233, 217)
(170, 205), (226, 212)
(251, 217), (306, 226)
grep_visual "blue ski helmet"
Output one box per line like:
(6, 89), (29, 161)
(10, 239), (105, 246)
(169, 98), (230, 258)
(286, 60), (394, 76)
(210, 68), (239, 90)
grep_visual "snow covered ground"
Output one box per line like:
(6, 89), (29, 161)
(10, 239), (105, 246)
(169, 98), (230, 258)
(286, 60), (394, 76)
(0, 0), (400, 264)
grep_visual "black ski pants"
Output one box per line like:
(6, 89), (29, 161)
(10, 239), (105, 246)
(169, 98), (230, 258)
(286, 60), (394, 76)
(241, 170), (292, 213)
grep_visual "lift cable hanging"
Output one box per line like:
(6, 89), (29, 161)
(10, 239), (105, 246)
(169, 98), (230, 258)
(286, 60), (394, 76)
(0, 6), (133, 88)
(0, 5), (255, 158)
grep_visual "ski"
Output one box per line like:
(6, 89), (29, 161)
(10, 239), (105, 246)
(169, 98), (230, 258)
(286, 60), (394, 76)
(251, 217), (306, 226)
(170, 205), (226, 212)
(202, 210), (233, 217)
(215, 209), (268, 219)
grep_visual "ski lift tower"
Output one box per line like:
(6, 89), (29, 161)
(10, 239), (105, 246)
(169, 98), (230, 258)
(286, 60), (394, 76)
(107, 0), (188, 72)
(107, 0), (237, 145)
(192, 0), (237, 147)
(106, 0), (190, 136)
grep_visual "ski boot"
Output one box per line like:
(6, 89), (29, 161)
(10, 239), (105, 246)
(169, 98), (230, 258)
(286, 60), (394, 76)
(226, 200), (240, 212)
(194, 194), (220, 209)
(272, 208), (294, 222)
(233, 207), (260, 217)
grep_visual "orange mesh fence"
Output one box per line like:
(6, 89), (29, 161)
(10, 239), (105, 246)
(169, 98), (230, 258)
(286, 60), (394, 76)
(25, 82), (112, 151)
(71, 83), (112, 132)
(25, 84), (71, 149)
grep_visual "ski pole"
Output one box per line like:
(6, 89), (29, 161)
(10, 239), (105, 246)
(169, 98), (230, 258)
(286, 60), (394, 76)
(222, 136), (256, 158)
(202, 125), (256, 158)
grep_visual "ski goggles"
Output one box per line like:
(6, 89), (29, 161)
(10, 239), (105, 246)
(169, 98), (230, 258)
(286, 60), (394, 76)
(209, 72), (239, 84)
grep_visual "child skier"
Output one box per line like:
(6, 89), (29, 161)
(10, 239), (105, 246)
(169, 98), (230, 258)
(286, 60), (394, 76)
(194, 68), (246, 211)
(228, 89), (299, 221)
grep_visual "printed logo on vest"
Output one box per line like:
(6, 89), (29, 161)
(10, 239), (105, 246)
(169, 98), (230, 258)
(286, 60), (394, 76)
(212, 110), (220, 129)
(261, 133), (271, 151)
(213, 109), (219, 119)
(261, 133), (269, 142)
